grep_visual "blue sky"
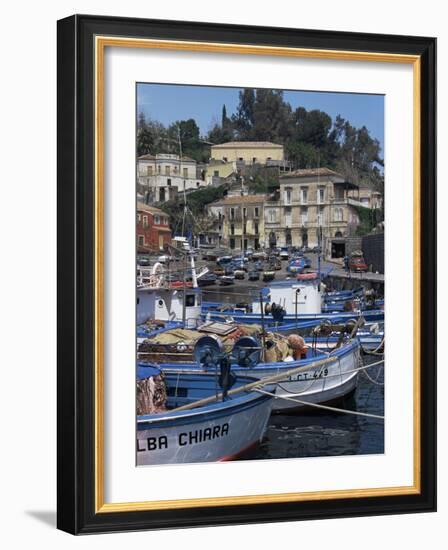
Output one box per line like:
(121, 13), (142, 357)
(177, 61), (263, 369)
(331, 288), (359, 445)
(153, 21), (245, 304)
(137, 83), (384, 154)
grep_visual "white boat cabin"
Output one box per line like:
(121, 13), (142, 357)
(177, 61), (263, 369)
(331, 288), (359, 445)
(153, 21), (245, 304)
(252, 277), (324, 316)
(137, 286), (202, 326)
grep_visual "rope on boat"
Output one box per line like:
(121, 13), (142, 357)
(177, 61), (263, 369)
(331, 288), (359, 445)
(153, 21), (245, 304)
(169, 355), (338, 412)
(254, 388), (384, 420)
(360, 336), (385, 356)
(361, 363), (385, 386)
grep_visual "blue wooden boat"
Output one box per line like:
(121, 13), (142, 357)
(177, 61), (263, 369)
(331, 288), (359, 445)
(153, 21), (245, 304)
(201, 276), (384, 325)
(139, 331), (362, 413)
(136, 365), (275, 465)
(275, 320), (384, 351)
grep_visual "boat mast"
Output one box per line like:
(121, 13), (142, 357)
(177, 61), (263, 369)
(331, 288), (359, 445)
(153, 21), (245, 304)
(177, 125), (188, 324)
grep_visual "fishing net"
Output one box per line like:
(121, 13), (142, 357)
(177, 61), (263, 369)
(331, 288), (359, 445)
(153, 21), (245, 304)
(136, 372), (167, 415)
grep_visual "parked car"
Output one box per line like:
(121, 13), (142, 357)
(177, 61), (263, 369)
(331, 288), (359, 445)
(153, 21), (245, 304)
(197, 273), (217, 287)
(349, 255), (368, 272)
(248, 270), (260, 281)
(279, 249), (289, 261)
(234, 269), (246, 280)
(252, 250), (267, 261)
(262, 270), (276, 282)
(217, 255), (233, 266)
(137, 256), (150, 266)
(231, 260), (248, 271)
(269, 257), (282, 270)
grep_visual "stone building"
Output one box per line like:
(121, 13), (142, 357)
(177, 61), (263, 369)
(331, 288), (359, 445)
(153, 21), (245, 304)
(264, 168), (362, 258)
(207, 195), (266, 251)
(137, 153), (207, 203)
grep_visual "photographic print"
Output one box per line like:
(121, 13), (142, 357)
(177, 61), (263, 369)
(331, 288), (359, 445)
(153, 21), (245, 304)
(135, 84), (385, 466)
(57, 15), (436, 533)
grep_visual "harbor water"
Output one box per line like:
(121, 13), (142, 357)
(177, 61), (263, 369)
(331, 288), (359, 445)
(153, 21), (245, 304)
(246, 356), (384, 460)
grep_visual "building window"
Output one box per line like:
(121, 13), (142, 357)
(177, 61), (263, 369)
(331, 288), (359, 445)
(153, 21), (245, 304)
(165, 165), (171, 176)
(230, 208), (235, 220)
(183, 167), (188, 178)
(284, 188), (292, 205)
(159, 188), (165, 202)
(318, 187), (324, 204)
(335, 187), (344, 201)
(223, 157), (228, 162)
(167, 178), (171, 187)
(146, 166), (153, 176)
(243, 207), (247, 218)
(301, 206), (308, 225)
(138, 235), (144, 246)
(254, 207), (259, 218)
(143, 215), (148, 227)
(254, 222), (259, 235)
(334, 208), (343, 222)
(214, 170), (219, 177)
(229, 238), (235, 249)
(285, 206), (292, 227)
(157, 165), (161, 174)
(196, 182), (200, 187)
(230, 224), (235, 235)
(335, 231), (343, 238)
(243, 222), (247, 234)
(300, 187), (308, 204)
(154, 215), (160, 225)
(317, 206), (324, 226)
(252, 157), (257, 163)
(267, 209), (277, 223)
(137, 214), (141, 222)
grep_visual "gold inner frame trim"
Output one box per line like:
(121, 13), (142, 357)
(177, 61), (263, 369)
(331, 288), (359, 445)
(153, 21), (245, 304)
(94, 35), (421, 514)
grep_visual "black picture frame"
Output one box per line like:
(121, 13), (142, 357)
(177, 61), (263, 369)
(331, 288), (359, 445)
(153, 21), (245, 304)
(57, 14), (436, 534)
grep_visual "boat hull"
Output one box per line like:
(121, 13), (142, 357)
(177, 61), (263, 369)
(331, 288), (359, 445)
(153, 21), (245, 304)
(237, 342), (360, 412)
(137, 395), (272, 465)
(159, 342), (361, 413)
(202, 309), (384, 325)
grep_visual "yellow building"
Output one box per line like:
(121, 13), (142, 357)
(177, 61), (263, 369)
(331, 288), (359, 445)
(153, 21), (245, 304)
(207, 195), (266, 251)
(204, 160), (236, 185)
(210, 141), (284, 165)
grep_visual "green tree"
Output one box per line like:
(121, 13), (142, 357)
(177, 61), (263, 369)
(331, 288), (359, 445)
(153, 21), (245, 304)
(167, 119), (209, 162)
(251, 89), (292, 142)
(233, 88), (255, 138)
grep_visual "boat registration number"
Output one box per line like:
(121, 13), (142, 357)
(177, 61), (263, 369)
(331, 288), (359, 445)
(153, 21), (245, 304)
(289, 368), (329, 381)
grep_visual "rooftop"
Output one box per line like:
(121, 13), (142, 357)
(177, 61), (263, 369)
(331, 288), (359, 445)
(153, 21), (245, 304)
(211, 141), (283, 149)
(137, 153), (196, 162)
(210, 194), (267, 206)
(280, 167), (344, 179)
(137, 202), (168, 217)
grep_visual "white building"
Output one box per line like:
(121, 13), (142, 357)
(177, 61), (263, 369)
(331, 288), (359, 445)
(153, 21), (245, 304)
(137, 153), (207, 203)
